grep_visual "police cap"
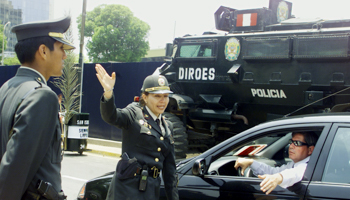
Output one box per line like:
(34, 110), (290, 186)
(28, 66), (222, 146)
(11, 16), (75, 50)
(141, 74), (173, 94)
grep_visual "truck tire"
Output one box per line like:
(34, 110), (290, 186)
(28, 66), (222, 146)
(163, 112), (188, 159)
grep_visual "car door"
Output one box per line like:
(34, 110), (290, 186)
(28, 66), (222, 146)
(305, 123), (350, 200)
(177, 123), (331, 200)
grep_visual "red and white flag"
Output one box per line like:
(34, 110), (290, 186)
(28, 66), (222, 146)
(236, 13), (257, 27)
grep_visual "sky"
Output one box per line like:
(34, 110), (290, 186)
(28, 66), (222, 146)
(53, 0), (350, 55)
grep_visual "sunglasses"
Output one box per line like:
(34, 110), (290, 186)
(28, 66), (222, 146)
(289, 139), (308, 147)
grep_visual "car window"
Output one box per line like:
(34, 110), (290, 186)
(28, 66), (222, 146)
(208, 132), (291, 177)
(207, 127), (323, 178)
(322, 127), (350, 184)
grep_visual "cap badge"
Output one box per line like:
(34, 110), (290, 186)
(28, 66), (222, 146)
(49, 32), (64, 38)
(158, 77), (165, 86)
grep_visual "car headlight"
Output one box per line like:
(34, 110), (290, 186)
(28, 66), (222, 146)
(77, 183), (86, 200)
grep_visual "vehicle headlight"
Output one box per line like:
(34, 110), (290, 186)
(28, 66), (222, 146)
(77, 183), (86, 200)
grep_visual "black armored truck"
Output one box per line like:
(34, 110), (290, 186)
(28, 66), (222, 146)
(158, 0), (350, 158)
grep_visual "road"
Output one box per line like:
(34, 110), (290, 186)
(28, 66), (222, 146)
(61, 151), (119, 200)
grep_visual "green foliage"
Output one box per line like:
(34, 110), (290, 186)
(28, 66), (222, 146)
(0, 23), (4, 53)
(77, 4), (150, 63)
(4, 56), (20, 65)
(0, 23), (8, 63)
(53, 53), (80, 124)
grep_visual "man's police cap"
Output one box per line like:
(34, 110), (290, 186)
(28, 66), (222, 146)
(11, 16), (75, 50)
(141, 74), (173, 94)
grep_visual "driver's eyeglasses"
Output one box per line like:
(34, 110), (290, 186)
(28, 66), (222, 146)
(289, 139), (308, 147)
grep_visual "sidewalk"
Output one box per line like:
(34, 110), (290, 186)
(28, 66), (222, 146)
(85, 137), (122, 158)
(83, 137), (200, 160)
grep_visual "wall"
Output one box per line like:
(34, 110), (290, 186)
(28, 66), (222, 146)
(0, 62), (162, 141)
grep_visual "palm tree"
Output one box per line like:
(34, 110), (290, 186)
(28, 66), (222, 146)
(52, 23), (81, 149)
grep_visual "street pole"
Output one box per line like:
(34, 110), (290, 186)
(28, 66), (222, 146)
(79, 0), (87, 113)
(1, 21), (10, 66)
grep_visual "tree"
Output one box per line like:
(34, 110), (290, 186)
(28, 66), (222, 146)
(4, 56), (20, 65)
(0, 23), (6, 64)
(77, 4), (150, 63)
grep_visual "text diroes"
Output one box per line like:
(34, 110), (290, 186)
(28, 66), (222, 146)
(251, 88), (287, 98)
(179, 67), (215, 80)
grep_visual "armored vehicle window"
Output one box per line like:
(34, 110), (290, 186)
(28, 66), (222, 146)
(242, 37), (291, 60)
(179, 44), (212, 58)
(293, 35), (350, 59)
(174, 39), (217, 60)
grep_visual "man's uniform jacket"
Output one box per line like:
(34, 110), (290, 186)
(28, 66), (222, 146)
(101, 95), (179, 200)
(0, 68), (63, 199)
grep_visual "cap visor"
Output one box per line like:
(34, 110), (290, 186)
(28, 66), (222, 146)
(148, 90), (173, 94)
(52, 37), (75, 50)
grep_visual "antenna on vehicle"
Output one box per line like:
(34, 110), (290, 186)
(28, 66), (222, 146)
(284, 87), (350, 118)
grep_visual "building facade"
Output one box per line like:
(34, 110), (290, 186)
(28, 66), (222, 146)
(0, 0), (53, 55)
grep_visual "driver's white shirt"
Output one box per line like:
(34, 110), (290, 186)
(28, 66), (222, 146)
(250, 156), (310, 188)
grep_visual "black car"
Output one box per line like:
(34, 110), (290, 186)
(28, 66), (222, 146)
(77, 113), (350, 199)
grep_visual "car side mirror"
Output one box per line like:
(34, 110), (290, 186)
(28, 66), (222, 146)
(192, 158), (206, 176)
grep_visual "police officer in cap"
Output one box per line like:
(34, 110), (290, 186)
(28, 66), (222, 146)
(0, 16), (75, 199)
(96, 64), (179, 200)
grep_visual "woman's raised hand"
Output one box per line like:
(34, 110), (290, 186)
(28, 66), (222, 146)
(95, 64), (116, 99)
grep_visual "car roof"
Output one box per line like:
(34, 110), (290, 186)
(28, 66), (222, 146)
(254, 112), (350, 130)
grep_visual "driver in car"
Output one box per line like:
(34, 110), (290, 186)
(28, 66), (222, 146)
(234, 131), (318, 195)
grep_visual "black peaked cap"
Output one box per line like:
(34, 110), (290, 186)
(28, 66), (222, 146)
(11, 16), (75, 50)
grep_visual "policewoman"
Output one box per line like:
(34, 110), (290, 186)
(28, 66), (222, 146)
(96, 64), (179, 200)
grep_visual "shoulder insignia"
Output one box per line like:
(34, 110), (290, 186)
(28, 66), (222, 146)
(139, 119), (145, 125)
(170, 134), (175, 144)
(144, 114), (150, 120)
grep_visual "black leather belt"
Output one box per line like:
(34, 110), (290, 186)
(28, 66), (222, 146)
(149, 166), (160, 178)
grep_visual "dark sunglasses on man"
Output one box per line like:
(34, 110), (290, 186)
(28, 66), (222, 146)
(289, 139), (308, 147)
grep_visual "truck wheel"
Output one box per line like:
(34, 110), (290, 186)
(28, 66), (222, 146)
(163, 112), (188, 159)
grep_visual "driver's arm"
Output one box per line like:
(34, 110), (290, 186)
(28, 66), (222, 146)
(257, 162), (307, 195)
(250, 160), (292, 176)
(258, 173), (283, 195)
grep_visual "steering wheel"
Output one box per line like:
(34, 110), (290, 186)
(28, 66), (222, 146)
(237, 167), (253, 177)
